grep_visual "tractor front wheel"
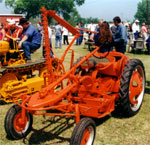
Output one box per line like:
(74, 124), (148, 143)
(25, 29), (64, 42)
(119, 59), (145, 117)
(70, 117), (96, 145)
(4, 105), (33, 140)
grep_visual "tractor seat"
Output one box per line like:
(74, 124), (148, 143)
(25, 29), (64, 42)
(95, 56), (118, 76)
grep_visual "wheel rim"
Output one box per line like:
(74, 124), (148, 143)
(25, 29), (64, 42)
(129, 65), (145, 111)
(14, 112), (30, 133)
(81, 126), (94, 145)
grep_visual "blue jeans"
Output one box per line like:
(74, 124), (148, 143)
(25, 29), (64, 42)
(43, 46), (54, 58)
(134, 31), (139, 40)
(22, 41), (40, 60)
(49, 38), (52, 48)
(76, 37), (80, 45)
(79, 36), (83, 45)
(55, 35), (62, 48)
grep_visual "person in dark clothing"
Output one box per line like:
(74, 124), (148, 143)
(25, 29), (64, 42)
(18, 18), (41, 62)
(79, 22), (84, 45)
(146, 35), (150, 54)
(113, 16), (128, 54)
(94, 21), (113, 53)
(76, 23), (80, 45)
(110, 25), (116, 40)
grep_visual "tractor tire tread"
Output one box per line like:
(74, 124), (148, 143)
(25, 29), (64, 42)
(70, 117), (96, 145)
(119, 59), (145, 117)
(4, 105), (33, 140)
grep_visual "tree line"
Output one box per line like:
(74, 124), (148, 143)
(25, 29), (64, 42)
(1, 0), (99, 26)
(1, 0), (148, 26)
(135, 0), (150, 25)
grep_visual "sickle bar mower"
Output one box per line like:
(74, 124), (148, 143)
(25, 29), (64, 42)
(4, 7), (145, 145)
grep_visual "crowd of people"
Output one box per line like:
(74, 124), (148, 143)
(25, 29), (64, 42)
(87, 16), (128, 54)
(48, 16), (129, 54)
(87, 17), (150, 54)
(49, 16), (149, 54)
(0, 16), (150, 63)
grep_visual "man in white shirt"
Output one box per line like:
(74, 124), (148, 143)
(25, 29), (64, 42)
(132, 20), (140, 40)
(88, 21), (96, 40)
(62, 27), (69, 45)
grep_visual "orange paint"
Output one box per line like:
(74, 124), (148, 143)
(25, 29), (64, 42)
(12, 7), (143, 132)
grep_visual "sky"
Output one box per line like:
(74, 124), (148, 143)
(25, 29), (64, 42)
(76, 0), (142, 21)
(0, 0), (142, 21)
(0, 0), (13, 13)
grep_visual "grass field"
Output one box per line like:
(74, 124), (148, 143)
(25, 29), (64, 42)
(1, 40), (150, 145)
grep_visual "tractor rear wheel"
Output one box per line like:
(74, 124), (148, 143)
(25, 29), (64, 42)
(70, 117), (96, 145)
(119, 59), (145, 117)
(4, 105), (33, 139)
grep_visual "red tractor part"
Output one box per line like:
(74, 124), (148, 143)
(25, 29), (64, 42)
(4, 7), (145, 145)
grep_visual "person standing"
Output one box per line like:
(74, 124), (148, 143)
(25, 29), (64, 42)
(37, 21), (43, 33)
(88, 21), (96, 40)
(141, 23), (148, 40)
(62, 27), (69, 45)
(79, 22), (84, 45)
(75, 23), (80, 45)
(146, 35), (150, 54)
(55, 23), (63, 48)
(132, 20), (140, 40)
(127, 22), (134, 52)
(18, 18), (41, 62)
(0, 23), (6, 41)
(111, 25), (116, 40)
(37, 21), (52, 48)
(113, 16), (128, 54)
(90, 20), (103, 41)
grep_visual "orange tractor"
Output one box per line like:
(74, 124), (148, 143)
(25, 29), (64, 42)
(4, 7), (145, 145)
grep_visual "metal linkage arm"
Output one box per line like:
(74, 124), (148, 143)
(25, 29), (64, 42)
(46, 9), (80, 36)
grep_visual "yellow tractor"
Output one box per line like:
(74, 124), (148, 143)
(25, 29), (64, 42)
(0, 40), (47, 104)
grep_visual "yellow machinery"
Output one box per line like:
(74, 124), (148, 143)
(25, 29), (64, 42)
(0, 40), (47, 104)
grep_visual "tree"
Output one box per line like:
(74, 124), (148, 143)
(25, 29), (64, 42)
(4, 0), (85, 20)
(67, 11), (99, 27)
(134, 0), (150, 24)
(85, 17), (99, 24)
(67, 8), (81, 26)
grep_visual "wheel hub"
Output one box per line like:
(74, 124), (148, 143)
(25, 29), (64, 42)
(81, 126), (94, 145)
(14, 113), (28, 132)
(129, 66), (144, 110)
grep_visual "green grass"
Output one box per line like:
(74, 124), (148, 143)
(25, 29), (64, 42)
(1, 41), (150, 145)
